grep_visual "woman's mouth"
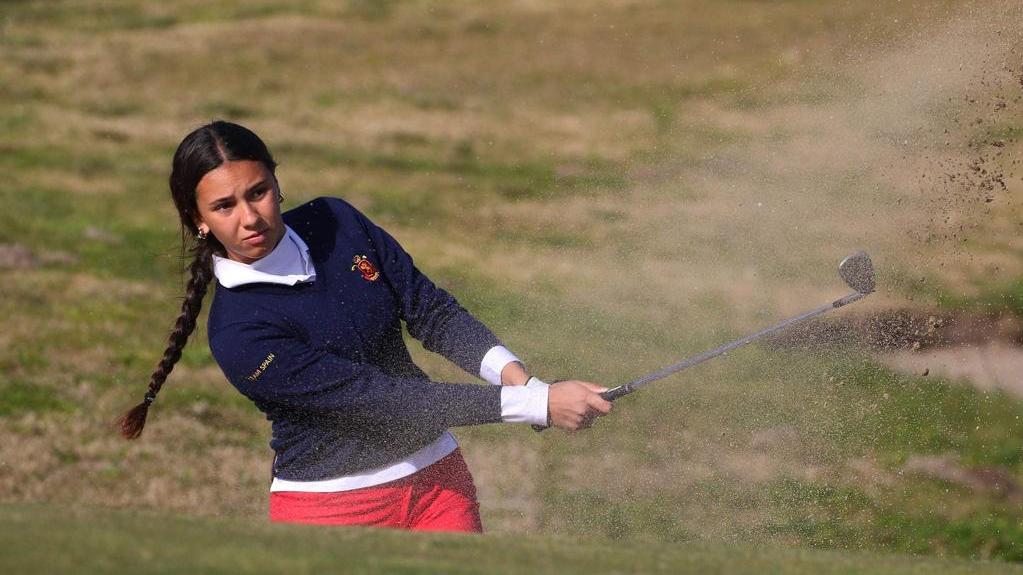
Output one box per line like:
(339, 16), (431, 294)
(243, 230), (268, 246)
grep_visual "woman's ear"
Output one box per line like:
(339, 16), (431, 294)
(192, 214), (208, 236)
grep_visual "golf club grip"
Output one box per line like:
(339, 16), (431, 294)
(600, 385), (631, 402)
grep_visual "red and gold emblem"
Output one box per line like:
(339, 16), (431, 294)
(351, 255), (380, 281)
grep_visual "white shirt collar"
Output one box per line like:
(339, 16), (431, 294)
(212, 225), (316, 288)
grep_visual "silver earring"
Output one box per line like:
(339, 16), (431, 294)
(278, 191), (285, 203)
(197, 229), (207, 240)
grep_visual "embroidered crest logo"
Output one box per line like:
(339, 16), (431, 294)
(351, 255), (380, 281)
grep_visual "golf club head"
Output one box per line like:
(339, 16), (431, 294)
(838, 251), (875, 294)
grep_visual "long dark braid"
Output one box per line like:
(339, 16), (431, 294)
(117, 240), (215, 439)
(118, 120), (277, 440)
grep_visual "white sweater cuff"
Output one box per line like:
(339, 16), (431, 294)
(480, 345), (522, 386)
(499, 377), (549, 426)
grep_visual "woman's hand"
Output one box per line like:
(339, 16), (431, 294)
(548, 380), (613, 430)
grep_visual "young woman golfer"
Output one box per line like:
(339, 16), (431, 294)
(118, 120), (612, 532)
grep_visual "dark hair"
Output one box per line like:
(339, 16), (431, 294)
(117, 120), (278, 439)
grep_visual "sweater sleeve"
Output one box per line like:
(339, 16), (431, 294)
(349, 205), (504, 377)
(209, 319), (503, 428)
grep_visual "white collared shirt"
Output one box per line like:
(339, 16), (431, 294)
(212, 226), (316, 288)
(211, 224), (547, 492)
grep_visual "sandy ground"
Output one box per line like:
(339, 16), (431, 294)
(882, 342), (1023, 396)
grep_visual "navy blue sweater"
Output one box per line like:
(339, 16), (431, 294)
(207, 197), (504, 481)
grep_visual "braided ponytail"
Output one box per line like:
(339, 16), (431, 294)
(117, 241), (214, 439)
(118, 120), (277, 439)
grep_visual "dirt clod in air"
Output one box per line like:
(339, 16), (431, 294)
(766, 308), (1023, 352)
(909, 52), (1021, 256)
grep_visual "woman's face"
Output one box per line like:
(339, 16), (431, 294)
(193, 160), (286, 264)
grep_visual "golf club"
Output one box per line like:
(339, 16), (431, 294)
(597, 251), (876, 402)
(535, 251), (876, 431)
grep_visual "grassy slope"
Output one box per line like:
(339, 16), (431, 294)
(2, 0), (1023, 567)
(2, 503), (1020, 575)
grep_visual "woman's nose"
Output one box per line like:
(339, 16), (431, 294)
(240, 202), (261, 226)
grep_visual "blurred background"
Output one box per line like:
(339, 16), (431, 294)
(1, 0), (1022, 566)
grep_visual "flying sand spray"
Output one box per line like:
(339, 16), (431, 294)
(536, 252), (875, 429)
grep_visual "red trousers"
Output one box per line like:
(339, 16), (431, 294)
(269, 449), (483, 533)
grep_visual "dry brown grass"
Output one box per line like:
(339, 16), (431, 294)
(2, 0), (1023, 547)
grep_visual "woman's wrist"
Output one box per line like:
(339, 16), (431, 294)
(500, 360), (530, 386)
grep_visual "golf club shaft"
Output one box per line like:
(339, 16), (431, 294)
(599, 290), (867, 402)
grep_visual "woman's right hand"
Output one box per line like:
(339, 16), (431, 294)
(547, 380), (613, 430)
